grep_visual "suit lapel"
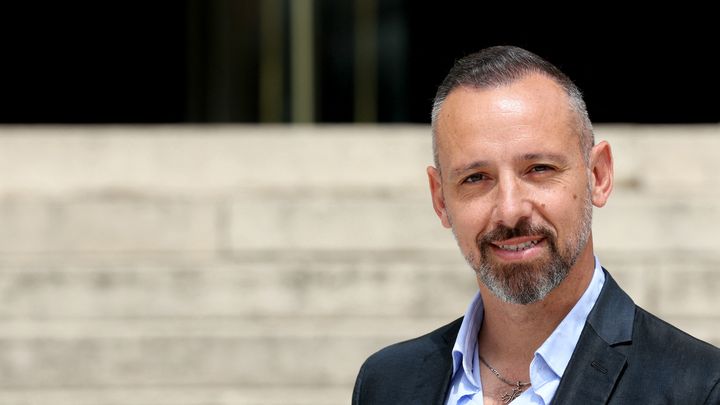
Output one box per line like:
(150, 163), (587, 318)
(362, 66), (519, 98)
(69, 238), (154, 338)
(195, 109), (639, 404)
(411, 318), (461, 405)
(553, 270), (635, 404)
(552, 325), (627, 403)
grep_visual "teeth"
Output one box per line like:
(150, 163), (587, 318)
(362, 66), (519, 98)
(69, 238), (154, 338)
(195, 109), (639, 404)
(498, 240), (538, 251)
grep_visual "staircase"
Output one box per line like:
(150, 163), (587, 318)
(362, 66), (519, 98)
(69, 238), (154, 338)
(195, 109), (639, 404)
(0, 124), (718, 404)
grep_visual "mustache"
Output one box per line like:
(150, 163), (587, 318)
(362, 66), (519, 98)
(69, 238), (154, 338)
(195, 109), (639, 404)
(478, 218), (555, 245)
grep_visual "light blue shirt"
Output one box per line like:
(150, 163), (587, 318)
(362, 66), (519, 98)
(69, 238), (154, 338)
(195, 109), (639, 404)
(445, 257), (606, 405)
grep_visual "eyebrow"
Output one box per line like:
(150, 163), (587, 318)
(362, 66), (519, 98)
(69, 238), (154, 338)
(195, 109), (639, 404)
(451, 153), (570, 176)
(452, 160), (491, 175)
(520, 153), (569, 166)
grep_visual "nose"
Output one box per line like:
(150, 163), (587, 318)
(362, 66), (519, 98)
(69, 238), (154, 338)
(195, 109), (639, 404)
(491, 174), (533, 229)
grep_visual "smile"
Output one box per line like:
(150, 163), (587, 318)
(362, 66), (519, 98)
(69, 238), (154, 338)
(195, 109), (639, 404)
(496, 240), (539, 252)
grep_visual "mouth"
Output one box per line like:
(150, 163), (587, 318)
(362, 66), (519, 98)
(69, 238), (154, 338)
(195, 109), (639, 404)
(495, 239), (540, 252)
(488, 236), (546, 260)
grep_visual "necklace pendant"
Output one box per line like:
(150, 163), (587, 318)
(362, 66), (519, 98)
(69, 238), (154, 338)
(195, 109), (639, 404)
(501, 383), (523, 403)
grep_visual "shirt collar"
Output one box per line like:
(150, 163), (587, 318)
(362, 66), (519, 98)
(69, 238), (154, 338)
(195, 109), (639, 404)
(450, 290), (484, 387)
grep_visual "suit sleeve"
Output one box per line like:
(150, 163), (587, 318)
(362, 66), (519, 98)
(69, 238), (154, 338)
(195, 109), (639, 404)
(703, 376), (720, 405)
(352, 361), (367, 405)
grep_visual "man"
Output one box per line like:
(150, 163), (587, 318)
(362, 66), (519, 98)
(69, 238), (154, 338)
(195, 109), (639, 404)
(352, 46), (720, 404)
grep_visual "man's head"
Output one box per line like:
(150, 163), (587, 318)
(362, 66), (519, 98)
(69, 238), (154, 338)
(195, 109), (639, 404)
(427, 46), (613, 305)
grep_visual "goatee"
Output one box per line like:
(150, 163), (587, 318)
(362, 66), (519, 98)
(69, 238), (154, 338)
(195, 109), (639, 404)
(466, 214), (590, 304)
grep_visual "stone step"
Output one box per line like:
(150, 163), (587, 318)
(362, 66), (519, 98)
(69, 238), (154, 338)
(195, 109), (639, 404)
(0, 387), (350, 405)
(0, 317), (445, 389)
(0, 313), (716, 346)
(0, 316), (716, 392)
(0, 196), (219, 254)
(0, 125), (434, 195)
(0, 253), (718, 321)
(0, 125), (717, 404)
(0, 335), (367, 388)
(1, 125), (719, 196)
(0, 317), (450, 340)
(2, 191), (719, 254)
(594, 194), (720, 251)
(606, 126), (720, 194)
(0, 255), (473, 318)
(230, 192), (720, 251)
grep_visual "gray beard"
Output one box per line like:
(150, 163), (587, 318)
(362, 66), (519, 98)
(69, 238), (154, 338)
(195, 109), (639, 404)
(462, 194), (593, 305)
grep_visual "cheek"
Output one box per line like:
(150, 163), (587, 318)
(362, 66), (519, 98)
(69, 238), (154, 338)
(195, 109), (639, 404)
(534, 190), (582, 227)
(541, 192), (588, 232)
(446, 199), (493, 240)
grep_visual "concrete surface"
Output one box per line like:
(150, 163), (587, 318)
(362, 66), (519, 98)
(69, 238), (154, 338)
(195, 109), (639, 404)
(0, 124), (718, 404)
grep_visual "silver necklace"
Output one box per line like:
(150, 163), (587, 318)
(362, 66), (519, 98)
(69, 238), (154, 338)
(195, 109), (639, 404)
(478, 355), (531, 403)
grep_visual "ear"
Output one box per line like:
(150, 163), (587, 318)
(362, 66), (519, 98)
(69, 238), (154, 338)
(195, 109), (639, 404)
(589, 140), (614, 208)
(427, 166), (452, 228)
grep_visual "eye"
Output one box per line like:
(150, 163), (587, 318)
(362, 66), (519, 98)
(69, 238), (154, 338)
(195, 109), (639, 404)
(462, 173), (488, 184)
(529, 164), (554, 174)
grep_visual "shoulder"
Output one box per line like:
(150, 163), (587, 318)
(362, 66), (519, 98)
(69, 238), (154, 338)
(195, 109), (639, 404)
(594, 269), (720, 363)
(580, 270), (720, 402)
(352, 317), (462, 405)
(615, 306), (720, 402)
(362, 317), (462, 369)
(631, 305), (720, 364)
(366, 318), (462, 363)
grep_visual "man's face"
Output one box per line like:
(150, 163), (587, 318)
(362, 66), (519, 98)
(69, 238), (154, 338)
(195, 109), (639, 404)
(428, 74), (599, 305)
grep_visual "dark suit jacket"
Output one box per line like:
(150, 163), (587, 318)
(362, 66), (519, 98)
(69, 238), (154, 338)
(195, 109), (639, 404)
(353, 270), (720, 404)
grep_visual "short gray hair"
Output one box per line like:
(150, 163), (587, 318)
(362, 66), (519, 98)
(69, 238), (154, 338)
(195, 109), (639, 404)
(431, 46), (594, 170)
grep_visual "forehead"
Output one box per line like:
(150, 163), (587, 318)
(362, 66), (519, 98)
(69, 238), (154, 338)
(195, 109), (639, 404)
(435, 74), (581, 169)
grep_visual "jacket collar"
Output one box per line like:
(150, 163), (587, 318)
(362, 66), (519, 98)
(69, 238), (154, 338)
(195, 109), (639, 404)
(588, 269), (635, 345)
(411, 317), (463, 405)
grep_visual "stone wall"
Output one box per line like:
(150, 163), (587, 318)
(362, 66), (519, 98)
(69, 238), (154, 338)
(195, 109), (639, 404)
(0, 124), (718, 404)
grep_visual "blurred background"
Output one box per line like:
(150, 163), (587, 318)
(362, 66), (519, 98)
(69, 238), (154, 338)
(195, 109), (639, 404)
(0, 1), (718, 404)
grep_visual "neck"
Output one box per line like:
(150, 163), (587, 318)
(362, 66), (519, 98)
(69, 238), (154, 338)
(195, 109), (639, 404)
(476, 244), (596, 374)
